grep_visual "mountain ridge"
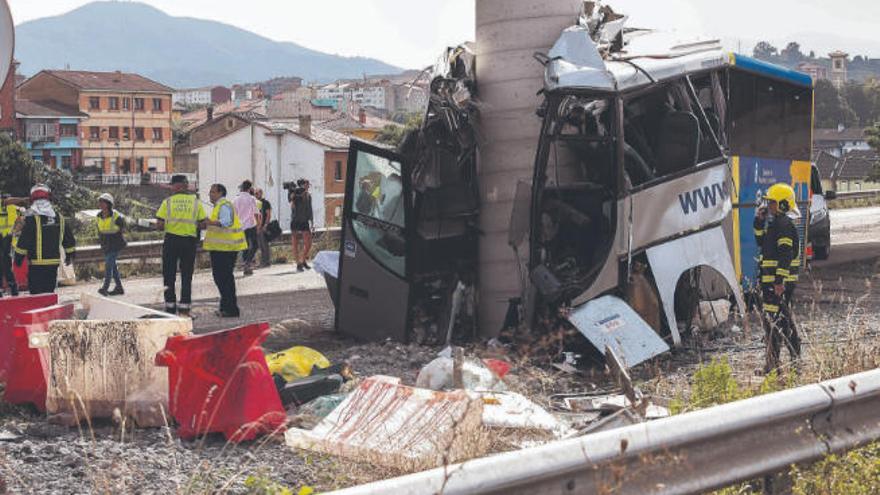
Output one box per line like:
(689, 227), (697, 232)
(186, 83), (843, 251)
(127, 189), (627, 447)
(14, 1), (403, 88)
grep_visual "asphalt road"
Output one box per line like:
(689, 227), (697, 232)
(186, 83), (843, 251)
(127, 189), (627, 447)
(813, 207), (880, 269)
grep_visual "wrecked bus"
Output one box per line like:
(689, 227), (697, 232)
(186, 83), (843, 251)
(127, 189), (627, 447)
(527, 10), (814, 361)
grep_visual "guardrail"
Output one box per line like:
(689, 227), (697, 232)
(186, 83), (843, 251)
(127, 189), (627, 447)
(834, 189), (880, 201)
(330, 368), (880, 495)
(74, 228), (341, 264)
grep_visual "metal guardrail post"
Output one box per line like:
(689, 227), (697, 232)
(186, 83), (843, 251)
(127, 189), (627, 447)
(328, 368), (880, 495)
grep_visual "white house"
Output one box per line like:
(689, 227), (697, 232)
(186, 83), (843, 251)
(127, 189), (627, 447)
(193, 118), (350, 230)
(173, 87), (212, 106)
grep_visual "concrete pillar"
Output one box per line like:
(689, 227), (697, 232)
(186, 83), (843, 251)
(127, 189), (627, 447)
(475, 0), (583, 336)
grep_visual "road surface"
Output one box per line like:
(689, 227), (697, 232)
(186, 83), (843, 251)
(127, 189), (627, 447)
(830, 206), (880, 245)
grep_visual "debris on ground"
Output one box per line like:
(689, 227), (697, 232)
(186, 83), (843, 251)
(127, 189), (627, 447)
(266, 346), (332, 382)
(415, 346), (510, 391)
(286, 375), (486, 470)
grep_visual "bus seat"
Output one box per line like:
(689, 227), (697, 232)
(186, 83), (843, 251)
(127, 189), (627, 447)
(624, 143), (654, 186)
(654, 112), (700, 176)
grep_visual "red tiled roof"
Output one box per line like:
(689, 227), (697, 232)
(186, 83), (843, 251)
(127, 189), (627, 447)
(15, 99), (88, 118)
(40, 70), (172, 93)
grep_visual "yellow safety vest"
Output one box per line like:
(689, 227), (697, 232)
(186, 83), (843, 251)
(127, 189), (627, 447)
(0, 204), (18, 236)
(96, 211), (121, 235)
(203, 199), (248, 252)
(157, 193), (205, 238)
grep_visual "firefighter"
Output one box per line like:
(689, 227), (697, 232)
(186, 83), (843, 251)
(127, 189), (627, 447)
(204, 183), (247, 318)
(0, 194), (19, 296)
(156, 175), (207, 317)
(13, 185), (76, 295)
(754, 183), (801, 373)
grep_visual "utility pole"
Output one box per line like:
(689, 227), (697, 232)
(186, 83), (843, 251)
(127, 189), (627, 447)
(474, 0), (583, 336)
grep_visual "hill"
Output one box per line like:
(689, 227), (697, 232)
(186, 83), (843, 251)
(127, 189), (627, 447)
(14, 1), (403, 88)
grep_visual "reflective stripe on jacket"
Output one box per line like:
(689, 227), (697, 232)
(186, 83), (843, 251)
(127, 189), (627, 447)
(203, 199), (247, 252)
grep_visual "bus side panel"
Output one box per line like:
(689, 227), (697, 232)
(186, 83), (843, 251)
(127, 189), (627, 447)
(736, 156), (810, 289)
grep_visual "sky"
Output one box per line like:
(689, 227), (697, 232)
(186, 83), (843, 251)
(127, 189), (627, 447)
(7, 0), (880, 69)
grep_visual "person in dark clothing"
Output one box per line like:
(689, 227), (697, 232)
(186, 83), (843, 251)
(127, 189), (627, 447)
(255, 188), (272, 268)
(204, 184), (247, 318)
(96, 193), (127, 296)
(0, 194), (19, 296)
(14, 185), (76, 295)
(754, 183), (801, 374)
(156, 175), (207, 317)
(289, 179), (314, 272)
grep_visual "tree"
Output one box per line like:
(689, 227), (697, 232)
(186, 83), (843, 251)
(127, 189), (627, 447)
(780, 42), (805, 65)
(0, 133), (93, 217)
(844, 82), (872, 126)
(867, 124), (880, 181)
(376, 113), (424, 147)
(814, 80), (858, 128)
(753, 41), (779, 61)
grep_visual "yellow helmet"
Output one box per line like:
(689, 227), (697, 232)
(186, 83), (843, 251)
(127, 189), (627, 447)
(764, 183), (798, 214)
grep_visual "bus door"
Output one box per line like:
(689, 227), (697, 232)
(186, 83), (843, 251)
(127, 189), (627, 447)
(727, 56), (813, 292)
(336, 141), (412, 342)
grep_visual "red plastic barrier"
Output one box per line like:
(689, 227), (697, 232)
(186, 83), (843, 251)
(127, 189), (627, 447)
(3, 304), (75, 411)
(0, 294), (57, 383)
(155, 323), (286, 442)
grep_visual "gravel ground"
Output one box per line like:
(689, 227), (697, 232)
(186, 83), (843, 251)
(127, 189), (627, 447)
(1, 256), (878, 494)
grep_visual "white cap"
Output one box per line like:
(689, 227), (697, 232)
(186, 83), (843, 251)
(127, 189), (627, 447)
(98, 193), (115, 205)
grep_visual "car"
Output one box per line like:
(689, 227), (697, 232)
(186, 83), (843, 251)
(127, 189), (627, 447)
(809, 164), (836, 260)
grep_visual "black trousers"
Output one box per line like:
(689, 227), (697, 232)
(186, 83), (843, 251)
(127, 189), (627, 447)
(210, 251), (239, 316)
(28, 264), (58, 295)
(0, 235), (17, 294)
(242, 227), (258, 265)
(162, 234), (197, 312)
(761, 283), (801, 372)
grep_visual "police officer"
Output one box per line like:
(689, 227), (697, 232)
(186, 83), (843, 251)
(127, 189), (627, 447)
(204, 184), (247, 318)
(0, 194), (20, 296)
(13, 185), (76, 295)
(754, 183), (801, 373)
(156, 175), (207, 317)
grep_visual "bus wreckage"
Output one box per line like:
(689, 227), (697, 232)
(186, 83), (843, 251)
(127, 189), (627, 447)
(333, 2), (814, 369)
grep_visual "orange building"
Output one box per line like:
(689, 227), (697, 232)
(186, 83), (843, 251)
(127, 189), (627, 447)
(324, 149), (348, 226)
(18, 70), (174, 174)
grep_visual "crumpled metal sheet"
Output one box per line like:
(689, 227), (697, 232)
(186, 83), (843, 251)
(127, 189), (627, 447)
(567, 295), (670, 368)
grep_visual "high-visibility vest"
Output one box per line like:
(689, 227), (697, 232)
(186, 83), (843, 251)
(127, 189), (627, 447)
(19, 216), (71, 266)
(203, 199), (248, 252)
(96, 211), (121, 235)
(157, 193), (205, 238)
(0, 204), (18, 236)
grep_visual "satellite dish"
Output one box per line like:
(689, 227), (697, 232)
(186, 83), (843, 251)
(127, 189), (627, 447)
(0, 0), (12, 84)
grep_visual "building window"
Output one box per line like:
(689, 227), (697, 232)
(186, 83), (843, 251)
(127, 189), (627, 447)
(109, 97), (120, 110)
(135, 127), (145, 141)
(122, 127), (130, 141)
(61, 156), (72, 170)
(152, 98), (163, 111)
(122, 158), (131, 173)
(89, 126), (100, 140)
(834, 60), (843, 70)
(334, 206), (342, 219)
(89, 97), (101, 110)
(123, 98), (130, 110)
(136, 157), (144, 172)
(334, 160), (343, 181)
(59, 124), (77, 137)
(152, 127), (163, 141)
(108, 127), (119, 140)
(134, 98), (145, 111)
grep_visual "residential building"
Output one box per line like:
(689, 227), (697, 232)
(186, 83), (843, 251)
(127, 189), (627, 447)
(231, 84), (264, 102)
(389, 83), (428, 114)
(193, 115), (350, 229)
(173, 86), (231, 107)
(816, 149), (880, 192)
(17, 70), (174, 174)
(324, 143), (347, 226)
(178, 98), (267, 130)
(15, 99), (88, 170)
(814, 126), (870, 158)
(796, 62), (828, 83)
(320, 105), (401, 142)
(829, 50), (849, 89)
(0, 60), (19, 133)
(317, 81), (394, 111)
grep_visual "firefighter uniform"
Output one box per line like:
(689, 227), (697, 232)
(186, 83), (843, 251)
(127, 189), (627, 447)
(204, 197), (247, 317)
(0, 202), (19, 296)
(14, 212), (76, 295)
(754, 184), (801, 373)
(156, 189), (207, 315)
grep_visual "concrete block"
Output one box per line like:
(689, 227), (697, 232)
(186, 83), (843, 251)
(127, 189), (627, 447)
(81, 293), (176, 320)
(476, 0), (584, 27)
(45, 318), (191, 427)
(286, 376), (486, 471)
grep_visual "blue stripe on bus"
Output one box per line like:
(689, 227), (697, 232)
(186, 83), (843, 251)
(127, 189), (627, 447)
(731, 54), (814, 87)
